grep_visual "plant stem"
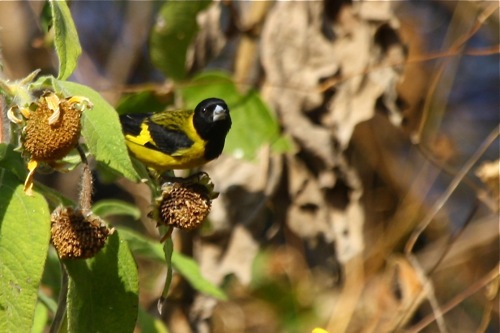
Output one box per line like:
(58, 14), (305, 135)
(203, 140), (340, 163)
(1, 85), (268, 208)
(49, 260), (69, 333)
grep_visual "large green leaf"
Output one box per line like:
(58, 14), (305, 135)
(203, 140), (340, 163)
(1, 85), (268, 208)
(65, 232), (138, 333)
(137, 307), (169, 333)
(31, 302), (49, 333)
(116, 91), (172, 116)
(40, 248), (63, 309)
(116, 227), (164, 262)
(150, 1), (211, 81)
(0, 170), (51, 333)
(117, 227), (226, 300)
(172, 249), (227, 301)
(92, 199), (141, 220)
(50, 0), (81, 80)
(180, 71), (291, 159)
(0, 144), (27, 181)
(56, 80), (141, 182)
(160, 238), (174, 304)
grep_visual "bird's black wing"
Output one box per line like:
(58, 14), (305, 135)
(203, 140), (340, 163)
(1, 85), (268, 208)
(146, 120), (193, 155)
(120, 113), (194, 156)
(120, 113), (150, 136)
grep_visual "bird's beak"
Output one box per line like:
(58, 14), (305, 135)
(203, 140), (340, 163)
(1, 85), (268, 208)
(212, 105), (228, 121)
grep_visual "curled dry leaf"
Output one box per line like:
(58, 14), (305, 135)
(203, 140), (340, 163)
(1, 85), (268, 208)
(348, 256), (425, 333)
(192, 3), (227, 70)
(186, 3), (407, 328)
(186, 10), (407, 323)
(260, 1), (406, 261)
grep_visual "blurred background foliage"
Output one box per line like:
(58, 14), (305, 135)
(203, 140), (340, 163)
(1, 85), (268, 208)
(0, 1), (498, 333)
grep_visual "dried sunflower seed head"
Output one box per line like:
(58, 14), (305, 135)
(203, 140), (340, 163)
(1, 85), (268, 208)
(156, 182), (212, 230)
(12, 91), (92, 195)
(51, 206), (112, 259)
(23, 92), (84, 161)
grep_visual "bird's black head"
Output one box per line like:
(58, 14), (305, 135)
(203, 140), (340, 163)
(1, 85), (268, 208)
(193, 98), (232, 161)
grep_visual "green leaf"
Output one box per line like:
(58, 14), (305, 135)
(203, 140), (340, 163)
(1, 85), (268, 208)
(160, 238), (174, 301)
(56, 80), (141, 182)
(117, 227), (226, 300)
(172, 251), (227, 301)
(0, 170), (51, 333)
(50, 0), (82, 80)
(40, 248), (63, 307)
(0, 144), (27, 181)
(116, 227), (165, 262)
(92, 199), (141, 220)
(37, 289), (58, 315)
(31, 302), (49, 333)
(35, 183), (74, 208)
(180, 71), (291, 159)
(39, 1), (52, 34)
(137, 307), (169, 333)
(65, 232), (138, 333)
(116, 91), (173, 116)
(0, 144), (74, 207)
(150, 0), (211, 81)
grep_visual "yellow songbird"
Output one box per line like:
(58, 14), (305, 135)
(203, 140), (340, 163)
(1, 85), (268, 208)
(120, 98), (231, 172)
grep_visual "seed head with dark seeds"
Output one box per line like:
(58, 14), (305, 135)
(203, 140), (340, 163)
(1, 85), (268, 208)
(50, 206), (112, 260)
(23, 94), (83, 161)
(158, 182), (212, 230)
(7, 92), (93, 195)
(149, 172), (219, 241)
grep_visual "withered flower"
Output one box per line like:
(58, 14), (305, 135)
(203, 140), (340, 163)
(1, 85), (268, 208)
(151, 172), (218, 241)
(8, 91), (92, 195)
(50, 206), (112, 260)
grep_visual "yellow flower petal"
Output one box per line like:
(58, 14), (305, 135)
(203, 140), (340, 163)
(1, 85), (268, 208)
(23, 159), (38, 195)
(43, 92), (61, 125)
(7, 106), (24, 124)
(66, 96), (93, 112)
(312, 328), (329, 333)
(19, 106), (31, 119)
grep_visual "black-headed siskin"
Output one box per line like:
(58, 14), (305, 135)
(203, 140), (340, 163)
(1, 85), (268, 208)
(120, 98), (231, 173)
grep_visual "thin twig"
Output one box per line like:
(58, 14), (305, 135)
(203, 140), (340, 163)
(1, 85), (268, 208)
(406, 264), (500, 333)
(414, 143), (487, 206)
(475, 275), (498, 333)
(408, 255), (449, 333)
(48, 260), (69, 333)
(413, 3), (499, 145)
(77, 145), (93, 215)
(425, 198), (480, 276)
(405, 125), (500, 255)
(407, 45), (500, 64)
(475, 301), (493, 333)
